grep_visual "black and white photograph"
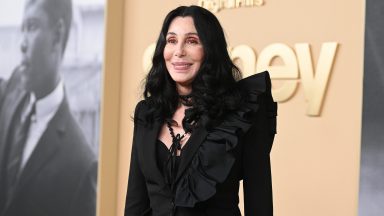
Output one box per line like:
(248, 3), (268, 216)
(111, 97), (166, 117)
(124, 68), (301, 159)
(0, 0), (105, 215)
(359, 0), (384, 215)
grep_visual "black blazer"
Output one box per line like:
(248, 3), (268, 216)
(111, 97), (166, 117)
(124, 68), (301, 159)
(125, 72), (277, 216)
(0, 73), (97, 216)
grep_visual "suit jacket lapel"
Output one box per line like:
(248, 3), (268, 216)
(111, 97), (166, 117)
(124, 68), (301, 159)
(137, 121), (166, 187)
(11, 98), (69, 201)
(175, 125), (208, 183)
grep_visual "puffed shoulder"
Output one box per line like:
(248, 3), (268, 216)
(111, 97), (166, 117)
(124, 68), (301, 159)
(238, 71), (277, 134)
(132, 99), (157, 125)
(174, 71), (277, 207)
(133, 100), (146, 119)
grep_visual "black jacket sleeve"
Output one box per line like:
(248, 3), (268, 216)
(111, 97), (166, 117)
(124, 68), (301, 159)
(125, 101), (151, 216)
(242, 85), (277, 216)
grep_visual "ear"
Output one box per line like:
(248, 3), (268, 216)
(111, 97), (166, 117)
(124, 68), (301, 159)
(53, 19), (66, 53)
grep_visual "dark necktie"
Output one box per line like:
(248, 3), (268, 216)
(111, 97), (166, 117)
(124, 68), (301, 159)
(5, 93), (35, 200)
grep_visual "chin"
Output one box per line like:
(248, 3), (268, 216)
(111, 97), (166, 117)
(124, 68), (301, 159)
(170, 72), (197, 83)
(171, 76), (193, 85)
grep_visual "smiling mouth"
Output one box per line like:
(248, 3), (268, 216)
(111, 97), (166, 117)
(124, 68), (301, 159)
(172, 62), (193, 70)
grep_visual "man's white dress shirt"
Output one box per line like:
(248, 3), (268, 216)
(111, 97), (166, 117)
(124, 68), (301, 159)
(20, 81), (64, 169)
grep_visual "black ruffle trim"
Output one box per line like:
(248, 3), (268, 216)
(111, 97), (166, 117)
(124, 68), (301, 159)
(174, 71), (276, 207)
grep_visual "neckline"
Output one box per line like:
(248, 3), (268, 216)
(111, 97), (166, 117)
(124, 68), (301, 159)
(157, 139), (185, 156)
(157, 139), (189, 157)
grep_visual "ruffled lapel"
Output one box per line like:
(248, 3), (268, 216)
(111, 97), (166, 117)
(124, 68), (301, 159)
(175, 125), (208, 183)
(172, 71), (275, 207)
(174, 71), (270, 186)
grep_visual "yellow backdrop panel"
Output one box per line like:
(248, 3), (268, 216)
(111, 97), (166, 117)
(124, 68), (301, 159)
(116, 0), (365, 215)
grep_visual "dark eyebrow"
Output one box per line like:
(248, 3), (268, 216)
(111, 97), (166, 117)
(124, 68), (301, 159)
(23, 17), (39, 24)
(166, 32), (199, 36)
(186, 33), (199, 36)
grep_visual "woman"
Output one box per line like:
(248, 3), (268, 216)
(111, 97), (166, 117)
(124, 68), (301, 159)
(125, 5), (277, 216)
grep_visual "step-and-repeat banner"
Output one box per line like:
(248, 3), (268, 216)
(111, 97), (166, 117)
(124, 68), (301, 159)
(116, 0), (377, 215)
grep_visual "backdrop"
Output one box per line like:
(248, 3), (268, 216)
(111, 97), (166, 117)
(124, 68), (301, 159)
(115, 0), (365, 216)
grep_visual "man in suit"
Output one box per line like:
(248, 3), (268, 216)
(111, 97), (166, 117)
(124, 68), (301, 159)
(0, 0), (97, 215)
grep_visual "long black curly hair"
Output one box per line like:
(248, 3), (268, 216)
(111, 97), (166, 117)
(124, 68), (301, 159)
(144, 5), (244, 130)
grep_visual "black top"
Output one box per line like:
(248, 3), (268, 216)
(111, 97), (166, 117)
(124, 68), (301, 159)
(156, 139), (182, 181)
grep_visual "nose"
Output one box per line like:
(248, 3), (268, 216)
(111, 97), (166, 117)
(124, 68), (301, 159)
(20, 37), (28, 54)
(174, 43), (186, 57)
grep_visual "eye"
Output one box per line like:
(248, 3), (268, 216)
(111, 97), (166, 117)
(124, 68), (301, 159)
(166, 37), (177, 44)
(186, 37), (200, 45)
(22, 20), (39, 32)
